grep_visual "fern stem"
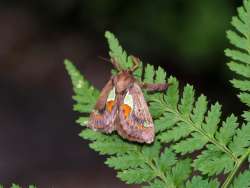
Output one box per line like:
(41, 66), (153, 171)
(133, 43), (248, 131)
(146, 159), (175, 188)
(164, 107), (238, 162)
(222, 148), (250, 188)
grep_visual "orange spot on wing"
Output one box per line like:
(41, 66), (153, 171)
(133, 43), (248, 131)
(121, 104), (132, 119)
(106, 100), (115, 112)
(95, 114), (103, 120)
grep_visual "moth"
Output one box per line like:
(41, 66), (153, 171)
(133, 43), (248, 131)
(87, 56), (169, 144)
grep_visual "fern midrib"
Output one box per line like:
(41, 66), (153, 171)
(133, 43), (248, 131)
(151, 97), (238, 162)
(147, 159), (175, 188)
(137, 146), (175, 188)
(222, 148), (250, 188)
(165, 106), (238, 162)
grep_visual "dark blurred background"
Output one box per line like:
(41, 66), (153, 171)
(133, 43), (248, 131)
(0, 0), (244, 187)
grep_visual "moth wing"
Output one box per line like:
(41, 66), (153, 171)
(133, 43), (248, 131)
(117, 83), (154, 143)
(88, 79), (117, 133)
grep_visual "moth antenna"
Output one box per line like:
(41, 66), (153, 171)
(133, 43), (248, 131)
(111, 58), (123, 71)
(98, 56), (111, 63)
(130, 56), (140, 72)
(98, 56), (123, 71)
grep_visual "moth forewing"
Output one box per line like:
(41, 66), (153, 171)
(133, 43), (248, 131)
(87, 79), (117, 133)
(117, 83), (155, 144)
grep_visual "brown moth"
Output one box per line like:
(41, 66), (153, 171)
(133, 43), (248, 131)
(87, 56), (169, 144)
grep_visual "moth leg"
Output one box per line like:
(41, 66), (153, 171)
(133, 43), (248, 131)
(111, 58), (123, 71)
(130, 56), (140, 72)
(138, 82), (170, 92)
(94, 78), (114, 111)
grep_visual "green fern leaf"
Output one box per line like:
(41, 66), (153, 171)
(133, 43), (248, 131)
(179, 84), (195, 115)
(193, 145), (234, 176)
(76, 116), (89, 126)
(238, 92), (250, 107)
(144, 64), (155, 83)
(105, 152), (144, 170)
(158, 148), (177, 172)
(215, 114), (239, 146)
(154, 112), (179, 133)
(186, 176), (219, 188)
(191, 94), (208, 126)
(228, 61), (250, 78)
(173, 132), (208, 154)
(242, 110), (250, 121)
(165, 77), (179, 110)
(105, 31), (132, 69)
(159, 122), (193, 143)
(89, 138), (138, 155)
(230, 170), (250, 188)
(231, 79), (250, 91)
(155, 66), (166, 83)
(227, 30), (248, 52)
(142, 141), (161, 160)
(79, 129), (108, 141)
(225, 49), (250, 65)
(229, 123), (250, 157)
(202, 103), (222, 136)
(117, 165), (156, 184)
(171, 159), (192, 187)
(149, 101), (166, 118)
(64, 59), (98, 114)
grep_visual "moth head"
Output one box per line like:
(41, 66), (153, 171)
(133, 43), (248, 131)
(113, 70), (135, 93)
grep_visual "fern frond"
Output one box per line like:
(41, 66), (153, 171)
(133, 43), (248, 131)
(66, 23), (250, 186)
(64, 59), (99, 114)
(105, 31), (132, 69)
(226, 0), (250, 108)
(65, 36), (192, 187)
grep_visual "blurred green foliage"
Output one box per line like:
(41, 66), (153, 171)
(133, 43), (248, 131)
(80, 0), (233, 68)
(6, 0), (234, 70)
